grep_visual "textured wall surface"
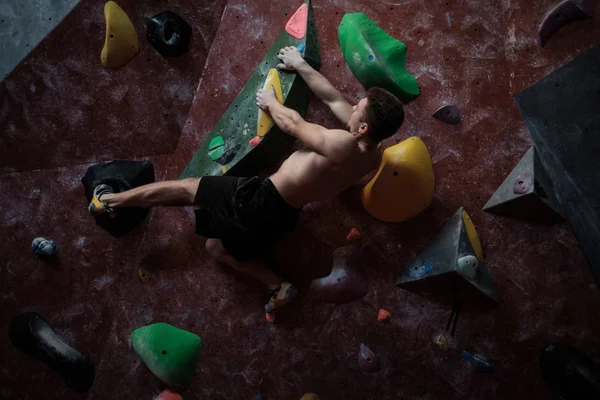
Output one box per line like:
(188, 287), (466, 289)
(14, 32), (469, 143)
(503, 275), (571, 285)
(1, 0), (599, 399)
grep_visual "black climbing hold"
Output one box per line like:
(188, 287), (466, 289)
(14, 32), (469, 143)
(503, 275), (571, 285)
(540, 343), (600, 400)
(538, 0), (591, 47)
(81, 160), (155, 237)
(513, 170), (533, 194)
(9, 312), (95, 392)
(310, 246), (368, 303)
(432, 105), (461, 125)
(358, 343), (380, 373)
(216, 143), (241, 166)
(147, 11), (192, 57)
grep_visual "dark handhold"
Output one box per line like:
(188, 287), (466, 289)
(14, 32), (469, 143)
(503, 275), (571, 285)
(9, 312), (95, 392)
(310, 246), (368, 303)
(147, 11), (192, 57)
(32, 237), (57, 257)
(513, 170), (533, 194)
(461, 350), (496, 373)
(540, 343), (600, 400)
(358, 343), (380, 373)
(81, 160), (155, 237)
(216, 144), (241, 166)
(538, 0), (592, 47)
(432, 105), (461, 125)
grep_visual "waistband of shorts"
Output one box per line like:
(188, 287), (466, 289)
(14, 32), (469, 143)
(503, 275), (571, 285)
(263, 178), (301, 212)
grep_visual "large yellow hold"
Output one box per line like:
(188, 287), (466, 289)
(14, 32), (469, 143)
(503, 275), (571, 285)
(361, 137), (435, 222)
(257, 68), (284, 137)
(101, 1), (139, 68)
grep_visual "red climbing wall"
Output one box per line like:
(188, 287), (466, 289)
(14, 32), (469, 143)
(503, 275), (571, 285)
(1, 0), (600, 399)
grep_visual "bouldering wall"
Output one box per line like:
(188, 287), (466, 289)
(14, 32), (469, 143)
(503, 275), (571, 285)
(2, 0), (600, 399)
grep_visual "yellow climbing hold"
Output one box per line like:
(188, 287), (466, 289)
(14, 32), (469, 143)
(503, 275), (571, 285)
(361, 137), (435, 222)
(462, 210), (484, 260)
(101, 1), (139, 68)
(300, 394), (320, 400)
(257, 68), (284, 137)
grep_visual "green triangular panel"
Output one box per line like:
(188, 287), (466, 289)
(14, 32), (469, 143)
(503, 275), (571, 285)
(131, 323), (202, 388)
(338, 13), (419, 103)
(180, 0), (320, 179)
(396, 208), (499, 303)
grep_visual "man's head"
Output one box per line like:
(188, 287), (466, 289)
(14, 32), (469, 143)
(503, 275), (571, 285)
(348, 88), (404, 143)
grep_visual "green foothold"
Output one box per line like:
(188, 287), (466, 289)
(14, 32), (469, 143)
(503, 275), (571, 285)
(208, 136), (225, 161)
(130, 323), (202, 388)
(338, 13), (419, 103)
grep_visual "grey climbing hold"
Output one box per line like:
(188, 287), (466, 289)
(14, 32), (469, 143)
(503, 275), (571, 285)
(32, 237), (57, 257)
(457, 255), (478, 280)
(358, 343), (380, 373)
(513, 170), (533, 194)
(538, 0), (592, 47)
(403, 264), (433, 278)
(433, 105), (461, 125)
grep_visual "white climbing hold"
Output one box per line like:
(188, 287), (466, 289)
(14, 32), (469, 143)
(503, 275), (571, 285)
(457, 255), (478, 279)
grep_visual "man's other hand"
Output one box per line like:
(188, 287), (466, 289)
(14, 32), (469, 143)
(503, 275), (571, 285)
(277, 46), (305, 71)
(256, 87), (277, 111)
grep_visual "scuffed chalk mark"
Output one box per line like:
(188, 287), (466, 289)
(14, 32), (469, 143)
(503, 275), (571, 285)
(93, 275), (116, 291)
(446, 12), (452, 27)
(432, 148), (462, 164)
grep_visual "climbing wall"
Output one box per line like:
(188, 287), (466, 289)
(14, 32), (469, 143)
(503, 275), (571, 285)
(1, 0), (600, 399)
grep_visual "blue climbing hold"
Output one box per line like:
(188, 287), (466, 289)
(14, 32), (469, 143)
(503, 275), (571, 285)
(368, 54), (374, 61)
(32, 237), (57, 258)
(461, 350), (497, 373)
(404, 264), (432, 278)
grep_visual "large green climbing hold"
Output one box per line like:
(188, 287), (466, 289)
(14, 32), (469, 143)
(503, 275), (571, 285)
(130, 323), (202, 388)
(338, 13), (419, 103)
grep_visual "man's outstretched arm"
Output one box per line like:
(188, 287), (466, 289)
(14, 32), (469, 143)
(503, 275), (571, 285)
(277, 46), (353, 125)
(257, 88), (354, 164)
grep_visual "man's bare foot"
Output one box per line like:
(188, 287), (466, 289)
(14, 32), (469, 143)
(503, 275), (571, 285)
(88, 184), (116, 217)
(265, 282), (297, 312)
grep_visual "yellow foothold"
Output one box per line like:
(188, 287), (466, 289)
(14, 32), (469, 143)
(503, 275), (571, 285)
(436, 333), (449, 351)
(257, 68), (284, 137)
(300, 394), (320, 400)
(462, 210), (484, 260)
(220, 165), (227, 174)
(361, 137), (435, 222)
(101, 1), (139, 68)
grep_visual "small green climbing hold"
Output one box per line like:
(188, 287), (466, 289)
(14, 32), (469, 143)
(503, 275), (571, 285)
(338, 13), (419, 102)
(208, 136), (225, 161)
(130, 323), (202, 388)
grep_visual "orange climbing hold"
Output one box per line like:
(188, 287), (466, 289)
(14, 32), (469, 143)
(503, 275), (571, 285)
(265, 312), (276, 323)
(249, 136), (261, 147)
(346, 228), (360, 241)
(285, 3), (308, 39)
(153, 389), (183, 400)
(377, 308), (391, 321)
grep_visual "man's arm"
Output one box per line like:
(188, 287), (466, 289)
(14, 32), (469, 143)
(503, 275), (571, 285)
(277, 46), (353, 125)
(256, 89), (355, 164)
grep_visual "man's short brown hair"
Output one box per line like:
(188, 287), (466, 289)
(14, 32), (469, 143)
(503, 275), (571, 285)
(364, 88), (404, 143)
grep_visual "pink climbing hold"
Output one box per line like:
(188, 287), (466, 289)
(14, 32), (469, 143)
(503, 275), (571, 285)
(377, 308), (391, 322)
(249, 136), (261, 147)
(265, 312), (276, 323)
(285, 3), (308, 39)
(153, 389), (183, 400)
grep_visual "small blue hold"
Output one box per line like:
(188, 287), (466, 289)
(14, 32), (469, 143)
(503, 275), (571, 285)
(32, 237), (57, 258)
(461, 350), (497, 373)
(368, 54), (374, 61)
(404, 264), (433, 278)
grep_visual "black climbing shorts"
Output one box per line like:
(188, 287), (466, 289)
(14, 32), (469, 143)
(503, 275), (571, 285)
(194, 176), (300, 261)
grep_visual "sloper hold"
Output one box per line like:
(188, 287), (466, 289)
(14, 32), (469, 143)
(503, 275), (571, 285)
(179, 0), (320, 179)
(310, 246), (368, 303)
(338, 13), (419, 102)
(540, 343), (600, 399)
(81, 160), (155, 237)
(396, 208), (499, 304)
(9, 312), (95, 392)
(286, 3), (308, 39)
(362, 137), (435, 222)
(538, 0), (592, 47)
(131, 323), (202, 388)
(101, 1), (139, 68)
(147, 11), (192, 57)
(433, 105), (461, 124)
(483, 147), (563, 222)
(257, 68), (284, 137)
(358, 344), (380, 373)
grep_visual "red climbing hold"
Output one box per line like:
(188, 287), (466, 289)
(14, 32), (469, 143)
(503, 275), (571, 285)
(265, 312), (276, 323)
(346, 228), (360, 241)
(249, 136), (261, 147)
(285, 3), (308, 39)
(154, 389), (183, 400)
(377, 308), (391, 321)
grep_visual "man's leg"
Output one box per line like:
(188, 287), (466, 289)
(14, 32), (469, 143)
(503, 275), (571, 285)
(205, 238), (296, 312)
(89, 178), (201, 214)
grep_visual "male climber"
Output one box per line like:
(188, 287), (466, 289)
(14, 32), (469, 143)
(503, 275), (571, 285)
(87, 46), (404, 313)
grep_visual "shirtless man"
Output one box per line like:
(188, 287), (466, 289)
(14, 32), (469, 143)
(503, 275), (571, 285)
(87, 46), (404, 312)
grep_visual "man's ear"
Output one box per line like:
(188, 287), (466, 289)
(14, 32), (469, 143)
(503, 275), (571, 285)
(358, 122), (369, 134)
